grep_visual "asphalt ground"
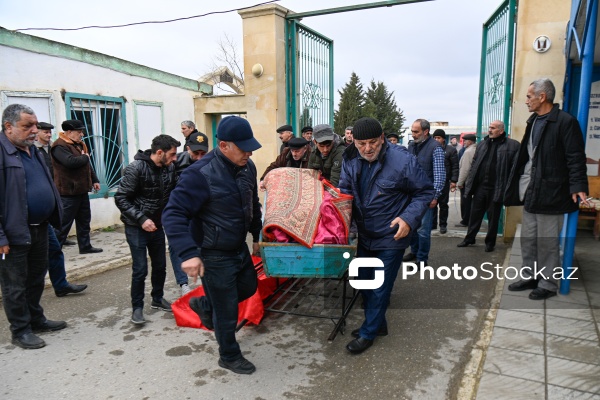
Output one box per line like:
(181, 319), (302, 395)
(0, 196), (506, 399)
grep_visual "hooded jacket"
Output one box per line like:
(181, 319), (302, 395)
(114, 150), (177, 227)
(307, 135), (345, 186)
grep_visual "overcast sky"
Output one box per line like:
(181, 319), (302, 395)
(1, 0), (501, 127)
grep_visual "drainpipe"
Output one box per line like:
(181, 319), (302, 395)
(562, 0), (597, 295)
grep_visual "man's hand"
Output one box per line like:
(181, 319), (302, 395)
(390, 217), (410, 240)
(429, 199), (438, 208)
(450, 182), (457, 192)
(0, 245), (9, 257)
(573, 192), (590, 207)
(141, 219), (157, 232)
(93, 183), (101, 191)
(259, 180), (266, 191)
(252, 242), (260, 256)
(182, 257), (204, 283)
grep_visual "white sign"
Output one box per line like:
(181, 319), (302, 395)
(533, 35), (551, 53)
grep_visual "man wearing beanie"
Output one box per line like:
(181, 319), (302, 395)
(403, 119), (445, 265)
(259, 137), (312, 189)
(457, 120), (519, 252)
(163, 116), (262, 375)
(301, 126), (314, 146)
(307, 124), (345, 186)
(431, 129), (459, 234)
(339, 117), (434, 354)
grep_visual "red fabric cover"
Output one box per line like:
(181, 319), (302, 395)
(262, 168), (353, 247)
(172, 256), (284, 330)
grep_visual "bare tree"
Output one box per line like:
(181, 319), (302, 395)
(200, 33), (245, 95)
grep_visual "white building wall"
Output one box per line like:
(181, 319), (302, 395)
(0, 45), (199, 229)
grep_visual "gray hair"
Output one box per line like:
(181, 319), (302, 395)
(2, 104), (35, 130)
(414, 118), (430, 133)
(530, 78), (555, 103)
(345, 126), (353, 131)
(181, 120), (195, 129)
(492, 120), (505, 132)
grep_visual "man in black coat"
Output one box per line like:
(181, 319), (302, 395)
(114, 134), (180, 325)
(505, 78), (588, 300)
(457, 120), (519, 252)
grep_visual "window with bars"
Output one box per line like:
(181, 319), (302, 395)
(64, 93), (128, 198)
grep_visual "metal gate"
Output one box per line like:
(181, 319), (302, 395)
(476, 0), (516, 235)
(286, 19), (334, 133)
(65, 93), (128, 198)
(476, 0), (517, 137)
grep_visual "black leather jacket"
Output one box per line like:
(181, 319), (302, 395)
(114, 150), (177, 227)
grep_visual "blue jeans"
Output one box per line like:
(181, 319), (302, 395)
(0, 223), (49, 337)
(125, 225), (167, 310)
(410, 208), (434, 262)
(200, 245), (257, 362)
(169, 245), (188, 286)
(356, 245), (405, 340)
(47, 225), (68, 290)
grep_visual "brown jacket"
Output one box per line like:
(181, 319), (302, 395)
(260, 146), (312, 181)
(51, 133), (99, 196)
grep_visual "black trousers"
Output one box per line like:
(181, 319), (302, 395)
(55, 194), (92, 251)
(460, 187), (473, 225)
(464, 186), (502, 247)
(433, 180), (450, 229)
(0, 223), (49, 337)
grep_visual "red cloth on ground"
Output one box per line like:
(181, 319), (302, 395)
(172, 256), (284, 330)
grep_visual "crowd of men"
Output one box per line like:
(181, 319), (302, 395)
(0, 78), (589, 375)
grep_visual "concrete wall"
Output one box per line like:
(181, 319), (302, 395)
(504, 0), (571, 240)
(0, 37), (202, 230)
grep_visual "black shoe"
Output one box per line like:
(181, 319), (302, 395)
(55, 283), (88, 297)
(218, 357), (256, 374)
(402, 252), (416, 262)
(528, 287), (556, 300)
(131, 308), (145, 325)
(189, 297), (214, 330)
(150, 298), (172, 312)
(63, 239), (77, 246)
(457, 239), (475, 247)
(12, 332), (46, 349)
(346, 337), (374, 354)
(508, 279), (538, 292)
(32, 320), (67, 333)
(485, 244), (495, 252)
(440, 227), (447, 234)
(455, 222), (468, 227)
(351, 326), (388, 338)
(79, 247), (103, 254)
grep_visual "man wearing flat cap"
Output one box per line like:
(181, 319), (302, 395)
(164, 116), (262, 375)
(386, 132), (400, 145)
(457, 120), (519, 252)
(456, 134), (477, 226)
(431, 129), (459, 234)
(276, 124), (294, 154)
(308, 124), (345, 187)
(259, 137), (312, 190)
(339, 117), (434, 354)
(51, 120), (102, 254)
(301, 126), (314, 147)
(35, 122), (88, 297)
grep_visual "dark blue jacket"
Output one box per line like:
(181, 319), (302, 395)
(339, 142), (435, 250)
(162, 147), (262, 261)
(0, 132), (62, 246)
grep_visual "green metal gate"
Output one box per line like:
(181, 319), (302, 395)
(476, 0), (517, 137)
(476, 0), (516, 235)
(286, 19), (334, 133)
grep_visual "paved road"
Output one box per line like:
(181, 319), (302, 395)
(0, 197), (506, 399)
